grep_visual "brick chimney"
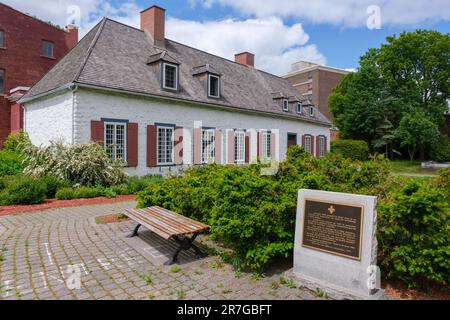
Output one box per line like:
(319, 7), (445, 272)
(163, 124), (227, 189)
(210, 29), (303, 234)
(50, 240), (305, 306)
(140, 5), (166, 48)
(65, 24), (79, 50)
(235, 52), (255, 67)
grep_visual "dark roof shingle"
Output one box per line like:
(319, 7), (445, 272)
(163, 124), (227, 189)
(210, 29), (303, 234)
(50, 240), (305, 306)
(24, 18), (331, 126)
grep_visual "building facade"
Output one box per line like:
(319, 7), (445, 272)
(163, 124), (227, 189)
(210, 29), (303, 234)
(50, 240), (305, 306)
(20, 6), (331, 177)
(0, 3), (78, 147)
(283, 61), (349, 140)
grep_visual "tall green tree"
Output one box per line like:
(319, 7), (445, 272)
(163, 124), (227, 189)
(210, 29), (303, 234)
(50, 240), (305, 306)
(329, 30), (450, 160)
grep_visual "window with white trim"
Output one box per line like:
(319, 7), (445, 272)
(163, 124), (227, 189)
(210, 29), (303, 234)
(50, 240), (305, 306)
(163, 63), (178, 90)
(282, 99), (289, 111)
(234, 130), (245, 163)
(208, 74), (220, 98)
(157, 126), (174, 165)
(319, 136), (326, 157)
(262, 131), (271, 159)
(304, 135), (312, 154)
(202, 128), (215, 163)
(297, 103), (302, 114)
(104, 122), (127, 161)
(41, 40), (54, 58)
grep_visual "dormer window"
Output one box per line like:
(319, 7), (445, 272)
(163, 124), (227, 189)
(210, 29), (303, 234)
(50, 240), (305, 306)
(282, 99), (289, 111)
(163, 62), (178, 90)
(297, 103), (302, 114)
(208, 74), (220, 98)
(310, 106), (315, 117)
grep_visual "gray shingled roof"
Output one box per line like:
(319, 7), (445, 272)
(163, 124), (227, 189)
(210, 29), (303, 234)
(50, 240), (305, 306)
(24, 18), (331, 126)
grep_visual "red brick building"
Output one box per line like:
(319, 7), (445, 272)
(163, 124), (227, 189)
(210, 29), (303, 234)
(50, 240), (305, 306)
(284, 61), (349, 140)
(0, 3), (78, 147)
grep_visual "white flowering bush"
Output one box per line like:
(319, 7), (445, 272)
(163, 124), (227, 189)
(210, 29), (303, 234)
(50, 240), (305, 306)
(23, 141), (126, 187)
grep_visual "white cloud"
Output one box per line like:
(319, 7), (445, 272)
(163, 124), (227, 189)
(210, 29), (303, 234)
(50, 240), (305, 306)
(200, 0), (450, 27)
(166, 17), (325, 75)
(3, 0), (326, 75)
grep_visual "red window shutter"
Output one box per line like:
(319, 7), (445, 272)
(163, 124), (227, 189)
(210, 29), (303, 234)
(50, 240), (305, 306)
(215, 129), (222, 164)
(127, 123), (138, 167)
(174, 126), (183, 165)
(324, 136), (328, 154)
(301, 135), (306, 148)
(147, 125), (157, 167)
(310, 135), (315, 156)
(91, 120), (104, 144)
(316, 136), (321, 157)
(193, 128), (202, 165)
(245, 132), (250, 163)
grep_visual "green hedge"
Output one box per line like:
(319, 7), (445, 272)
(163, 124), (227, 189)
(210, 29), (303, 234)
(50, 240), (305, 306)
(0, 175), (47, 205)
(331, 139), (370, 161)
(0, 150), (25, 178)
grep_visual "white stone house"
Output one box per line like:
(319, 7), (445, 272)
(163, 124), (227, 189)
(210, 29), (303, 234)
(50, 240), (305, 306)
(20, 5), (331, 177)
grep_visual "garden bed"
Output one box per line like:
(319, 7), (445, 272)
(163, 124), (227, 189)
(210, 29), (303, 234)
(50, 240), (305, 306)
(0, 194), (136, 216)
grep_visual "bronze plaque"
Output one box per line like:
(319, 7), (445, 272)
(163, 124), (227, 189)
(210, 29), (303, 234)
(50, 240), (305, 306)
(301, 200), (363, 260)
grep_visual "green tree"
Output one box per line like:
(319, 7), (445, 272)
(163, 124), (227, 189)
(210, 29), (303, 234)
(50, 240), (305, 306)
(395, 112), (440, 160)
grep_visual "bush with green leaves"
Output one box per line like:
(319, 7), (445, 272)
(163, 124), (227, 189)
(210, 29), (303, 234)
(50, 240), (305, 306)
(430, 135), (450, 163)
(23, 141), (126, 187)
(377, 178), (449, 287)
(331, 139), (370, 161)
(137, 146), (391, 272)
(40, 175), (71, 198)
(73, 187), (103, 199)
(0, 150), (25, 178)
(2, 131), (31, 153)
(55, 188), (76, 200)
(0, 175), (47, 205)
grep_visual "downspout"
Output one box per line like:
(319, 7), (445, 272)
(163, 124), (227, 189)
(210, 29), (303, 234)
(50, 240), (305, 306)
(70, 84), (78, 146)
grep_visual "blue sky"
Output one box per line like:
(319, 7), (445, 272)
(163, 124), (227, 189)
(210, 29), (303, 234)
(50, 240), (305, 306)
(5, 0), (450, 75)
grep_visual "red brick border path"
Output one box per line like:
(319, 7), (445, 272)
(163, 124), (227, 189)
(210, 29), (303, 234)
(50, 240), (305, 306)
(0, 195), (136, 216)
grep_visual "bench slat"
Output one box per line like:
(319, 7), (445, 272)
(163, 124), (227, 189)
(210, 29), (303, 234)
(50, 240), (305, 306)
(124, 206), (209, 240)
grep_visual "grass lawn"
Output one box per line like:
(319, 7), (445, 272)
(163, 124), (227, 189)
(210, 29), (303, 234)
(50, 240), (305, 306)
(389, 160), (438, 176)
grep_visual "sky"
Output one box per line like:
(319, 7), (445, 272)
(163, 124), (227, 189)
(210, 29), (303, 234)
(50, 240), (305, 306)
(4, 0), (450, 75)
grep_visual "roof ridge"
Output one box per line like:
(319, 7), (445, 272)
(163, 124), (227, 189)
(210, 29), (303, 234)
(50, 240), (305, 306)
(72, 18), (108, 82)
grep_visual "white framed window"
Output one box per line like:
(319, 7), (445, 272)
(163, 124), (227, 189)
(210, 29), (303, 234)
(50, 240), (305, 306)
(104, 122), (127, 161)
(157, 126), (174, 165)
(319, 136), (326, 157)
(234, 130), (246, 163)
(208, 74), (220, 98)
(41, 40), (54, 58)
(304, 135), (312, 154)
(297, 103), (302, 114)
(282, 99), (289, 111)
(202, 128), (215, 164)
(310, 107), (315, 117)
(162, 62), (178, 90)
(262, 131), (271, 159)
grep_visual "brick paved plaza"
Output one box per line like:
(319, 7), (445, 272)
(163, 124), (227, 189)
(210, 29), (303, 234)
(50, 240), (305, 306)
(0, 202), (320, 300)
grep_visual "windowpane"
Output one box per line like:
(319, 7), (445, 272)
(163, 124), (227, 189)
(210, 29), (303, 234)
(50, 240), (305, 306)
(0, 31), (4, 47)
(262, 132), (271, 159)
(208, 75), (220, 97)
(297, 103), (302, 114)
(41, 40), (54, 57)
(319, 136), (325, 157)
(202, 129), (215, 163)
(164, 64), (177, 89)
(234, 131), (245, 163)
(283, 99), (289, 111)
(0, 69), (4, 94)
(104, 123), (126, 161)
(305, 136), (312, 154)
(158, 127), (174, 164)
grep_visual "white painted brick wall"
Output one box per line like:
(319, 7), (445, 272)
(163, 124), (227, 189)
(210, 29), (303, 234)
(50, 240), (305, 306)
(24, 88), (331, 176)
(23, 91), (74, 147)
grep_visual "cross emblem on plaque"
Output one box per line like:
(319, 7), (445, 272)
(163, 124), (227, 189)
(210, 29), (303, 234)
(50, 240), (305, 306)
(328, 205), (336, 214)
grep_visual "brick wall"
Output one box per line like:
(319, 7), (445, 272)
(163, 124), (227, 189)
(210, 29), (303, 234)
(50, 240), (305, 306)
(0, 3), (77, 146)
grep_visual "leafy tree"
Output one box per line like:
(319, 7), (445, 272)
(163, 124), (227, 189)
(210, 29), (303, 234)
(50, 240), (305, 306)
(395, 112), (440, 160)
(329, 30), (450, 159)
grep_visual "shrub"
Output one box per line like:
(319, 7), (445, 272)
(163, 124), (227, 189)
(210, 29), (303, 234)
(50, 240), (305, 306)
(377, 179), (449, 287)
(111, 184), (131, 195)
(0, 175), (47, 205)
(430, 135), (450, 162)
(23, 141), (126, 187)
(41, 175), (70, 198)
(55, 188), (75, 200)
(0, 150), (24, 177)
(2, 131), (31, 153)
(331, 139), (370, 161)
(73, 187), (103, 199)
(127, 175), (164, 194)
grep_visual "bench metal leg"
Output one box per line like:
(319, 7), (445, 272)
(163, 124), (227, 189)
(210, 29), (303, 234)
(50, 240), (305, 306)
(164, 234), (208, 265)
(127, 224), (141, 238)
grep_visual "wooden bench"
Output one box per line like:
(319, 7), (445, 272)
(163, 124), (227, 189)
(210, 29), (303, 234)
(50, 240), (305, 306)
(123, 206), (210, 265)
